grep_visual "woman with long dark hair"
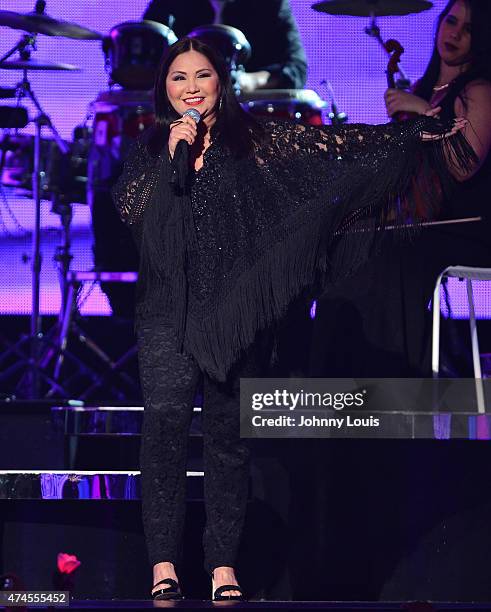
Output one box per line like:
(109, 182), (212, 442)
(310, 0), (491, 380)
(385, 0), (491, 173)
(385, 0), (491, 376)
(113, 36), (471, 600)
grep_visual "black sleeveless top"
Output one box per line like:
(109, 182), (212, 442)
(432, 75), (491, 228)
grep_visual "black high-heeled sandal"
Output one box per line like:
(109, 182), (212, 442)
(151, 577), (183, 600)
(211, 572), (245, 601)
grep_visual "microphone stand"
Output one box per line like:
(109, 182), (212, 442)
(321, 81), (348, 125)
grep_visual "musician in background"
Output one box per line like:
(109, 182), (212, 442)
(384, 0), (491, 182)
(143, 0), (307, 91)
(310, 0), (491, 377)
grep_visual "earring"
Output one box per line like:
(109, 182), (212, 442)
(219, 96), (223, 111)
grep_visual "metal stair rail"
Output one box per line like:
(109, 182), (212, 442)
(432, 266), (491, 413)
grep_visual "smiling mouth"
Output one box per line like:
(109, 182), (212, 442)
(183, 97), (205, 105)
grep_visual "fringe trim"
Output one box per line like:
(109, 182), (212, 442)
(183, 125), (478, 381)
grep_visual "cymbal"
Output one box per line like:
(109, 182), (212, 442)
(312, 0), (433, 16)
(0, 10), (102, 39)
(0, 59), (80, 71)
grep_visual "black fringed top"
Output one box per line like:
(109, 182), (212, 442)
(112, 116), (476, 380)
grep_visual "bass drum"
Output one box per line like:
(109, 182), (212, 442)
(239, 89), (327, 126)
(104, 20), (177, 90)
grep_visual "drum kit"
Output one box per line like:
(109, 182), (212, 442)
(0, 0), (432, 398)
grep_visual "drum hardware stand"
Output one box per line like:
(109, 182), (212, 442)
(35, 188), (139, 399)
(0, 44), (70, 398)
(0, 0), (106, 398)
(0, 34), (37, 66)
(51, 195), (74, 320)
(43, 271), (140, 401)
(0, 0), (47, 65)
(2, 180), (139, 400)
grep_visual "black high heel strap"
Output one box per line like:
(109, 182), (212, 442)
(153, 578), (178, 590)
(213, 584), (244, 600)
(152, 578), (182, 600)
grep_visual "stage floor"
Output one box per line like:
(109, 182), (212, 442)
(3, 600), (491, 610)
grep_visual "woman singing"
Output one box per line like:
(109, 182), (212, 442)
(112, 37), (471, 600)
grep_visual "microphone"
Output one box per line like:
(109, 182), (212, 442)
(174, 108), (201, 154)
(172, 108), (201, 189)
(185, 108), (201, 121)
(182, 107), (201, 126)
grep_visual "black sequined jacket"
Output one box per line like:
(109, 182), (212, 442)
(112, 117), (475, 380)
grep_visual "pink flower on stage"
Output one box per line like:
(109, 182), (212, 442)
(57, 553), (81, 575)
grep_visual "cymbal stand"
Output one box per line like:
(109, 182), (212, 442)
(0, 1), (49, 67)
(0, 33), (37, 66)
(364, 13), (411, 89)
(51, 195), (73, 325)
(0, 48), (70, 397)
(25, 77), (69, 397)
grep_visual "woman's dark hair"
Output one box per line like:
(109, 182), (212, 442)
(413, 0), (491, 102)
(147, 36), (264, 157)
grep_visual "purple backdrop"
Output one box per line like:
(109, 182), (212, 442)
(1, 0), (449, 136)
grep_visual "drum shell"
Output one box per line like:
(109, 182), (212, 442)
(88, 91), (155, 196)
(240, 89), (326, 126)
(187, 24), (251, 69)
(105, 21), (177, 90)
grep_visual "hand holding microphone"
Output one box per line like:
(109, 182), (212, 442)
(169, 108), (201, 189)
(168, 108), (201, 158)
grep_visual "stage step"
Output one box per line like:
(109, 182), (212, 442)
(49, 403), (491, 440)
(0, 400), (205, 471)
(50, 404), (204, 472)
(51, 404), (202, 436)
(0, 469), (203, 500)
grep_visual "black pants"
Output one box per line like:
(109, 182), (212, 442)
(137, 317), (269, 574)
